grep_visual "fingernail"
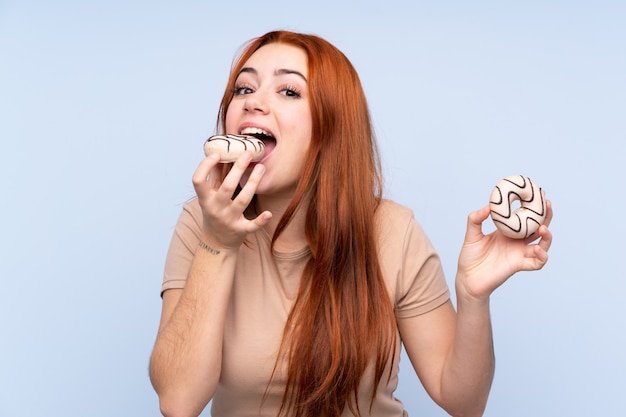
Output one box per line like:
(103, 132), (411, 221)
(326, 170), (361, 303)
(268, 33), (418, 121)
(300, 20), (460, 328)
(253, 164), (265, 175)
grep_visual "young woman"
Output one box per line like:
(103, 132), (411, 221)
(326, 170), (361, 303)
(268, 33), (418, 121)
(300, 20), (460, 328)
(149, 30), (553, 417)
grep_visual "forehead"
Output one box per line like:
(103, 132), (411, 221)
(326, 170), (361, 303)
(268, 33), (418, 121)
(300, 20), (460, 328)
(242, 43), (308, 77)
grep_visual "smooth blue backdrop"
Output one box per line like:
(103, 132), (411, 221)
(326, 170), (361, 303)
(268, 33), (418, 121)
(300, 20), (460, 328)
(1, 1), (624, 416)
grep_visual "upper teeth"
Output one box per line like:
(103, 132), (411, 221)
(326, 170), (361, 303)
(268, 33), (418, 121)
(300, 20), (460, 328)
(241, 127), (271, 137)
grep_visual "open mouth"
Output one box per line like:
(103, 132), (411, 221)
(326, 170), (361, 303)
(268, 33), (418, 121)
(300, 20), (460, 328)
(240, 127), (276, 158)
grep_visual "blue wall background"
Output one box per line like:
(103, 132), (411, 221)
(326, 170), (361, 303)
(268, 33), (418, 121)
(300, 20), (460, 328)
(1, 1), (624, 416)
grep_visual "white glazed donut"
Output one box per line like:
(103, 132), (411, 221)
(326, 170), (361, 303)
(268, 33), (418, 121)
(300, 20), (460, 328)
(489, 175), (547, 239)
(203, 134), (265, 163)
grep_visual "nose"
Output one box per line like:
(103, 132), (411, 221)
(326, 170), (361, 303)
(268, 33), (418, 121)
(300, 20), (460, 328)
(243, 92), (269, 114)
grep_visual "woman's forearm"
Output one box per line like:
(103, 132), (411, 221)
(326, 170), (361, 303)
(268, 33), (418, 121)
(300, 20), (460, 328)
(440, 280), (495, 417)
(150, 247), (238, 417)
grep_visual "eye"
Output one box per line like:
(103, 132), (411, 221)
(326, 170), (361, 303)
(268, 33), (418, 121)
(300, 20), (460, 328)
(232, 84), (254, 96)
(279, 84), (302, 98)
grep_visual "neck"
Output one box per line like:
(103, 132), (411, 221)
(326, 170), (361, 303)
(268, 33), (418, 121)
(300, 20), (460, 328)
(255, 194), (308, 253)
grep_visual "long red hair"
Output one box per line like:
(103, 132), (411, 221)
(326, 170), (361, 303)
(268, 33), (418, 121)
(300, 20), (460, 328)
(217, 31), (396, 417)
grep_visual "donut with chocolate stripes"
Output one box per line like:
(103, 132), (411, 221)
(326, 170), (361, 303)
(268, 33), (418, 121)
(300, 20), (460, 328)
(203, 134), (265, 163)
(489, 175), (546, 239)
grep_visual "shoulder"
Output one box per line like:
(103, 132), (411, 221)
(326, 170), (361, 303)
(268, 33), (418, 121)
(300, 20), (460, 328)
(375, 199), (449, 314)
(374, 199), (429, 243)
(376, 198), (413, 219)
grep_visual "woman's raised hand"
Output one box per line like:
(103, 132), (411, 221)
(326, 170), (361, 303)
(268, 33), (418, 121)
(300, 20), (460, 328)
(456, 200), (553, 302)
(191, 151), (272, 251)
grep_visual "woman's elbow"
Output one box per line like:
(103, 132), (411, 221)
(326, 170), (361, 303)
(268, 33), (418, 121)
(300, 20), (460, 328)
(157, 393), (208, 417)
(444, 400), (488, 417)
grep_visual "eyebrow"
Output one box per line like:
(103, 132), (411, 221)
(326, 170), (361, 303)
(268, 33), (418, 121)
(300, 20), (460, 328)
(239, 67), (307, 82)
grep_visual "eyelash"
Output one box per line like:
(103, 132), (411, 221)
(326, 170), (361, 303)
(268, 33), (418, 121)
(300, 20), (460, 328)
(232, 83), (254, 96)
(280, 84), (302, 98)
(231, 83), (302, 99)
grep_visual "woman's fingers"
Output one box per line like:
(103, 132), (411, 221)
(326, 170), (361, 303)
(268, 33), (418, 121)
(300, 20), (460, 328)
(233, 163), (264, 208)
(193, 151), (256, 205)
(192, 151), (270, 241)
(537, 223), (553, 253)
(526, 224), (552, 270)
(212, 152), (254, 206)
(465, 205), (490, 244)
(192, 154), (222, 193)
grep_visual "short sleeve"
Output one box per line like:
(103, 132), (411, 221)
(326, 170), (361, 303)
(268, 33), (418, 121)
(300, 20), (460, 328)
(394, 216), (450, 318)
(376, 200), (450, 319)
(160, 199), (203, 295)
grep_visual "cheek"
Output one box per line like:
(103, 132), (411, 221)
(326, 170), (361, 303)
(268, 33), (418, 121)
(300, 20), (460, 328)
(224, 103), (238, 132)
(297, 128), (313, 158)
(287, 141), (310, 173)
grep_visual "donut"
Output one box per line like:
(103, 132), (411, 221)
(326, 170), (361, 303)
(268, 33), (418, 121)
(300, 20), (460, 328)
(203, 134), (265, 163)
(489, 175), (546, 239)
